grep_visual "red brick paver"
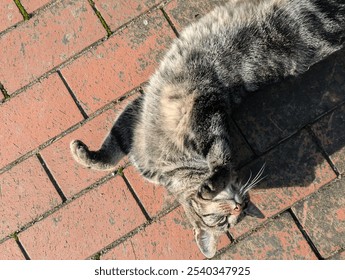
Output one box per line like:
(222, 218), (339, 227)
(94, 0), (160, 31)
(0, 0), (22, 32)
(218, 212), (317, 260)
(164, 0), (228, 32)
(0, 156), (62, 240)
(330, 250), (345, 260)
(0, 238), (25, 260)
(234, 49), (345, 154)
(292, 178), (345, 259)
(19, 176), (146, 259)
(102, 207), (230, 260)
(21, 0), (51, 13)
(123, 165), (173, 217)
(61, 9), (175, 114)
(312, 105), (345, 174)
(0, 0), (105, 94)
(0, 74), (83, 170)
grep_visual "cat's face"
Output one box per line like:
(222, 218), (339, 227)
(182, 164), (266, 258)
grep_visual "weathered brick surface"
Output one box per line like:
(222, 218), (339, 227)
(0, 0), (22, 32)
(0, 74), (83, 170)
(292, 178), (345, 259)
(94, 0), (160, 31)
(0, 238), (25, 260)
(229, 130), (336, 238)
(0, 0), (105, 94)
(164, 0), (228, 32)
(233, 48), (345, 153)
(0, 156), (62, 240)
(123, 165), (174, 217)
(19, 176), (146, 259)
(61, 9), (175, 114)
(21, 0), (51, 13)
(217, 212), (317, 260)
(40, 94), (138, 198)
(330, 250), (345, 260)
(312, 105), (345, 174)
(228, 119), (254, 168)
(102, 207), (230, 260)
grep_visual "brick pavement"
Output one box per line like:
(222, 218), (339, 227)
(0, 0), (344, 260)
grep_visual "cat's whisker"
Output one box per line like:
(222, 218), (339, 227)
(241, 163), (267, 195)
(245, 174), (267, 192)
(251, 163), (266, 183)
(240, 170), (253, 190)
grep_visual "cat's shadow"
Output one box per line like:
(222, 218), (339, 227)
(227, 47), (345, 232)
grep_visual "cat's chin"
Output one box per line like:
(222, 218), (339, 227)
(227, 215), (239, 228)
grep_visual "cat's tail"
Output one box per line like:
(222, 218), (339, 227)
(70, 95), (143, 171)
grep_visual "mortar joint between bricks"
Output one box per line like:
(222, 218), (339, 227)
(15, 237), (31, 260)
(88, 203), (180, 259)
(13, 0), (31, 20)
(121, 174), (151, 221)
(230, 115), (259, 157)
(160, 7), (179, 37)
(0, 172), (117, 245)
(87, 0), (113, 37)
(0, 82), (10, 100)
(57, 70), (89, 120)
(288, 208), (324, 260)
(306, 125), (341, 178)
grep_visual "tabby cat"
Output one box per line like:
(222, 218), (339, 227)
(70, 0), (345, 258)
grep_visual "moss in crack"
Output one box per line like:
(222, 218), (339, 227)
(0, 83), (10, 100)
(117, 166), (125, 177)
(87, 0), (112, 37)
(13, 0), (31, 20)
(91, 252), (101, 260)
(9, 232), (19, 242)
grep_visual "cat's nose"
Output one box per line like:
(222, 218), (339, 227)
(229, 203), (241, 215)
(233, 203), (241, 212)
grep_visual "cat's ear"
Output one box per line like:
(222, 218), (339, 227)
(193, 226), (219, 258)
(244, 201), (265, 219)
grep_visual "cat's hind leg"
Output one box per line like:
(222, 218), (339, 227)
(70, 96), (143, 171)
(70, 138), (122, 171)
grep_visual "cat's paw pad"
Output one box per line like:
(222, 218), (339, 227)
(70, 140), (90, 162)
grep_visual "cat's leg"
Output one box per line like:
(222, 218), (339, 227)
(70, 96), (143, 170)
(201, 137), (233, 195)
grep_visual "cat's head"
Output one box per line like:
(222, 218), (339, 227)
(182, 164), (266, 258)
